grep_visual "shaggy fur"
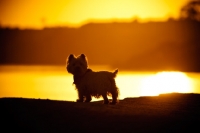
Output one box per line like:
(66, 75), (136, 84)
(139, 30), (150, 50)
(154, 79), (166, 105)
(66, 54), (119, 104)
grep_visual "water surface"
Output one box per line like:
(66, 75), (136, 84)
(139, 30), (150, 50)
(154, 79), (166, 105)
(1, 65), (200, 101)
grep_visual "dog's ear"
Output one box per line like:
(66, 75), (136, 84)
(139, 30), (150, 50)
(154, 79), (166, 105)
(67, 54), (75, 63)
(79, 54), (88, 64)
(80, 54), (87, 60)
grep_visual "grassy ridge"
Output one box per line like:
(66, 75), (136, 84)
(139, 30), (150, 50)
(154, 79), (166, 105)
(1, 93), (200, 132)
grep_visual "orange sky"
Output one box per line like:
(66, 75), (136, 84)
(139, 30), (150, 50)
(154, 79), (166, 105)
(0, 0), (188, 29)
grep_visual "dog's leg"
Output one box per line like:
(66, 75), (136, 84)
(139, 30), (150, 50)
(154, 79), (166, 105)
(110, 87), (119, 105)
(110, 93), (117, 105)
(102, 93), (109, 104)
(85, 94), (92, 102)
(76, 90), (84, 102)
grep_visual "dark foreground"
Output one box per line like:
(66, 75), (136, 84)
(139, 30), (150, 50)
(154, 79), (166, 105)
(1, 93), (200, 133)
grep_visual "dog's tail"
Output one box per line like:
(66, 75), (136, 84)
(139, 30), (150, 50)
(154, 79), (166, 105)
(113, 69), (118, 78)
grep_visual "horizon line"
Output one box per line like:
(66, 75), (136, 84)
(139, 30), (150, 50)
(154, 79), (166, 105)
(0, 17), (193, 30)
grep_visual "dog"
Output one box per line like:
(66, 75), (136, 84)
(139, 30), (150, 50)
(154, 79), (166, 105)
(66, 54), (119, 104)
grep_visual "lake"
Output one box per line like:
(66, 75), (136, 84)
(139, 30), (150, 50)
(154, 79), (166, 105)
(0, 65), (200, 101)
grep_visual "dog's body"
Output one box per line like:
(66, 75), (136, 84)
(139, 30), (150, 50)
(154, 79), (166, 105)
(66, 54), (119, 104)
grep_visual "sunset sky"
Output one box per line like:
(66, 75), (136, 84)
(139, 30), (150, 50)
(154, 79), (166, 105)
(1, 0), (200, 101)
(0, 0), (188, 29)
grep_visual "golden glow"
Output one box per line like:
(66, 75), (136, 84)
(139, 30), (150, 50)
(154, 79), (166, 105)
(0, 66), (197, 101)
(0, 66), (76, 101)
(116, 73), (142, 98)
(0, 0), (188, 28)
(140, 72), (192, 96)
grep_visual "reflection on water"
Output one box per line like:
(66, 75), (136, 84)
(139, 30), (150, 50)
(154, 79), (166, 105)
(139, 72), (192, 96)
(0, 65), (200, 101)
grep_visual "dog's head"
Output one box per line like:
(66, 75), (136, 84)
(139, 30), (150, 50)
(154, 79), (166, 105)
(66, 54), (88, 76)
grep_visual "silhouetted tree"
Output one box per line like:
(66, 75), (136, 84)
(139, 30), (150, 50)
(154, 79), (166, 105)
(180, 0), (200, 21)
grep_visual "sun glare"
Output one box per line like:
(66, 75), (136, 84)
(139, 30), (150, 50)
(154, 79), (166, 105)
(140, 72), (192, 96)
(0, 65), (197, 101)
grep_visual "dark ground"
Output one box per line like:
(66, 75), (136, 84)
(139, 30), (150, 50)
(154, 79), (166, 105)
(1, 93), (200, 133)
